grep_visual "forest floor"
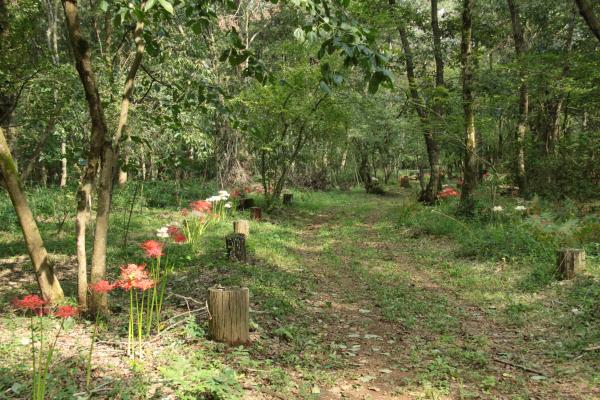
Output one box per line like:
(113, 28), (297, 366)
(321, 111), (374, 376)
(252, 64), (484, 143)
(0, 186), (599, 399)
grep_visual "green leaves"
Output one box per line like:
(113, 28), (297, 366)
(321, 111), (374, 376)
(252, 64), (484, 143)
(158, 0), (174, 14)
(98, 0), (109, 12)
(144, 0), (156, 11)
(368, 69), (394, 94)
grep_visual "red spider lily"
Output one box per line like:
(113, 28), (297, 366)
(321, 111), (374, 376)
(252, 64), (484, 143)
(12, 294), (47, 313)
(181, 208), (189, 217)
(190, 200), (212, 212)
(173, 232), (186, 243)
(231, 190), (241, 198)
(53, 305), (78, 319)
(438, 187), (460, 199)
(140, 240), (164, 258)
(89, 280), (116, 294)
(117, 264), (150, 290)
(133, 278), (156, 291)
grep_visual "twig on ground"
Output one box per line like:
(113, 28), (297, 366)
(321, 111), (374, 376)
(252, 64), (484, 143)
(492, 356), (547, 376)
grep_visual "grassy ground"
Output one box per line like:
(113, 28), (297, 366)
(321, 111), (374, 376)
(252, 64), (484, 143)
(0, 182), (599, 399)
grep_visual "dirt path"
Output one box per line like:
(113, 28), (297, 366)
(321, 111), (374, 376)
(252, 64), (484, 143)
(279, 194), (597, 399)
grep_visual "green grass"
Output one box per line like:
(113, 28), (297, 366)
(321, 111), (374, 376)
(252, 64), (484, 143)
(1, 182), (599, 399)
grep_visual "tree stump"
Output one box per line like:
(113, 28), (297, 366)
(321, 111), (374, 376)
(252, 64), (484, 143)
(250, 206), (262, 221)
(233, 220), (250, 237)
(237, 198), (255, 211)
(283, 193), (293, 206)
(208, 286), (250, 346)
(556, 249), (585, 280)
(225, 233), (246, 262)
(400, 176), (411, 188)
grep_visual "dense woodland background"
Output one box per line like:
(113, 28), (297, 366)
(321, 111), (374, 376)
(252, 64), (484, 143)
(1, 0), (600, 398)
(2, 0), (599, 201)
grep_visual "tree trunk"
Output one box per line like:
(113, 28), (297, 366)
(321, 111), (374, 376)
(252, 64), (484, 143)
(0, 128), (64, 302)
(397, 20), (440, 204)
(60, 141), (67, 187)
(460, 0), (477, 214)
(208, 286), (250, 345)
(575, 0), (600, 43)
(507, 0), (529, 198)
(546, 8), (576, 154)
(90, 13), (146, 315)
(62, 0), (110, 312)
(63, 0), (146, 314)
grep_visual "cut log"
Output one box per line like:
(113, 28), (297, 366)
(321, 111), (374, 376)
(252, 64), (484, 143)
(233, 220), (250, 237)
(208, 286), (250, 346)
(283, 193), (293, 206)
(237, 198), (255, 211)
(556, 249), (585, 280)
(400, 176), (410, 188)
(250, 206), (262, 221)
(226, 233), (247, 262)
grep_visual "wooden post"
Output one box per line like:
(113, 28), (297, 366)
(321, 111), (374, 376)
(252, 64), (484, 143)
(283, 193), (293, 206)
(556, 249), (585, 280)
(400, 176), (410, 188)
(208, 286), (250, 345)
(233, 220), (250, 237)
(250, 206), (262, 221)
(237, 198), (255, 211)
(226, 233), (246, 262)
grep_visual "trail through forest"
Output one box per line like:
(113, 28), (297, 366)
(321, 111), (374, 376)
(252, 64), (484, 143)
(1, 189), (598, 399)
(260, 191), (598, 399)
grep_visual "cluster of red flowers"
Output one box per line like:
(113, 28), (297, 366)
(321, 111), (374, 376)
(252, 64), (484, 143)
(190, 200), (212, 213)
(438, 187), (460, 199)
(89, 280), (116, 293)
(12, 294), (78, 318)
(167, 225), (186, 243)
(87, 264), (156, 295)
(140, 240), (164, 258)
(116, 264), (155, 291)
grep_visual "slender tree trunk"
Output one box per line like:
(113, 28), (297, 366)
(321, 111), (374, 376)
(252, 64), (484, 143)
(548, 8), (576, 152)
(507, 0), (529, 198)
(0, 128), (64, 302)
(427, 0), (445, 203)
(90, 7), (146, 314)
(460, 0), (477, 214)
(62, 0), (109, 311)
(575, 0), (600, 42)
(60, 141), (67, 187)
(397, 21), (441, 204)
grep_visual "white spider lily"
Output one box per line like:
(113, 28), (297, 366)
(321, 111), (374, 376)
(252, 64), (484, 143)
(224, 202), (232, 209)
(492, 205), (503, 212)
(514, 205), (527, 211)
(218, 190), (230, 198)
(156, 227), (169, 238)
(206, 196), (221, 203)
